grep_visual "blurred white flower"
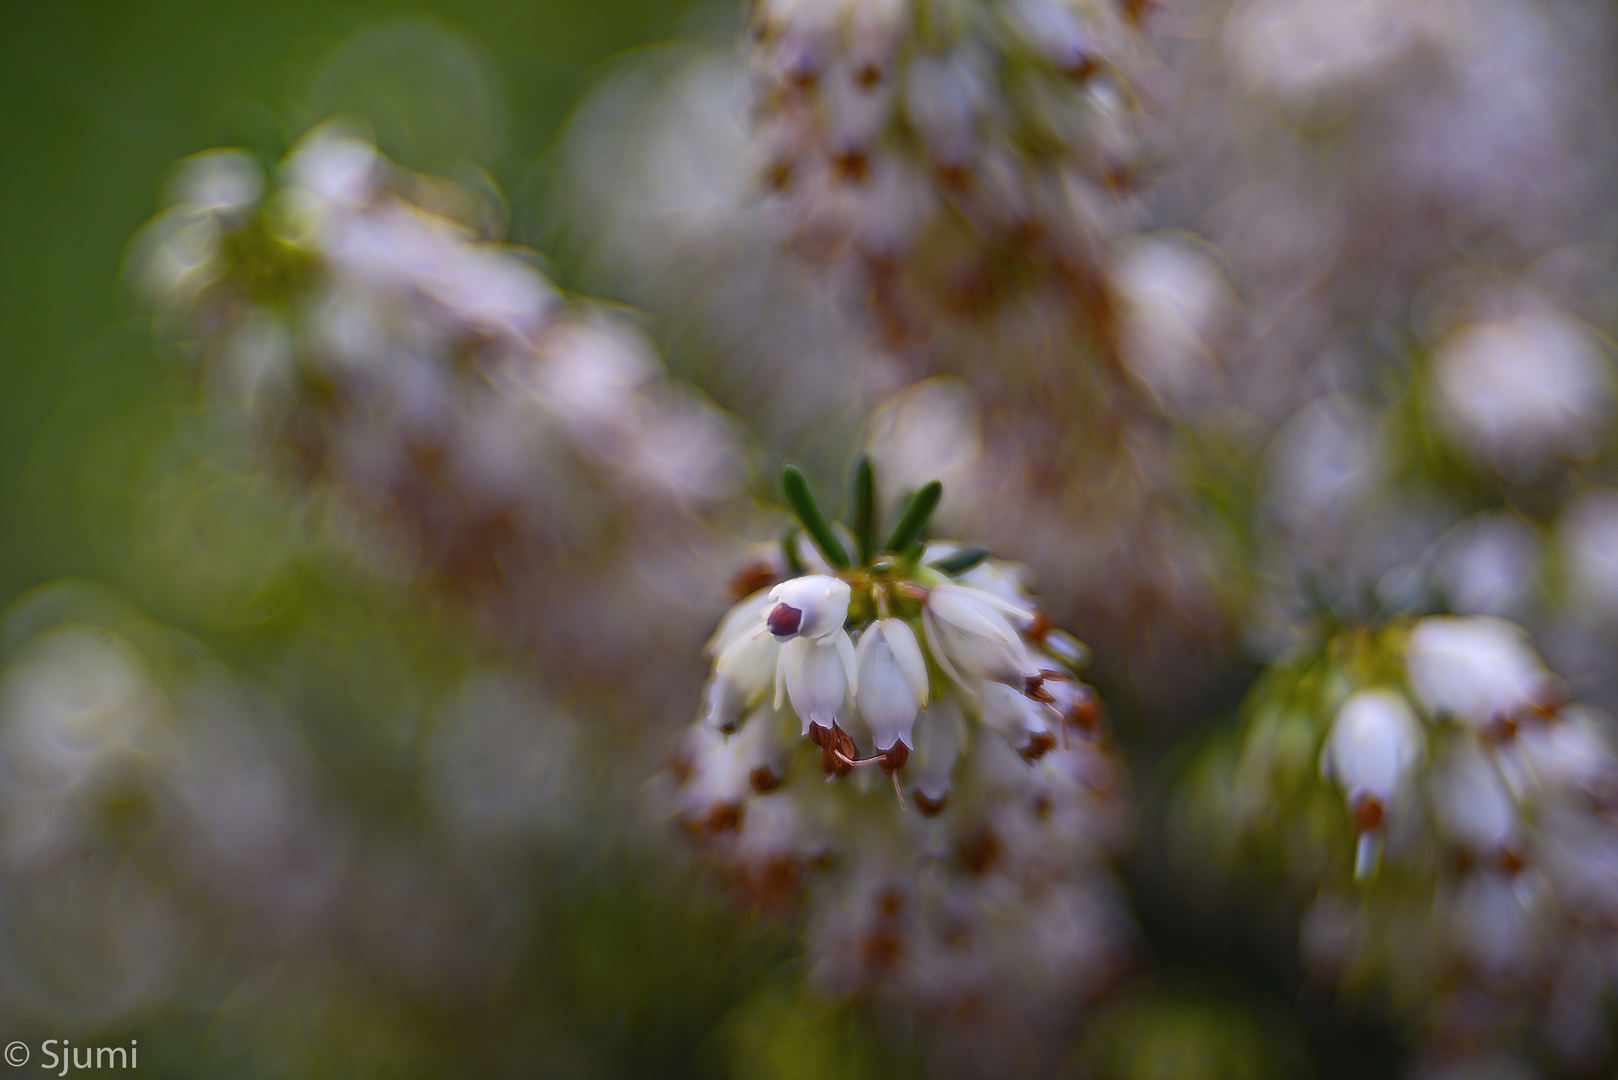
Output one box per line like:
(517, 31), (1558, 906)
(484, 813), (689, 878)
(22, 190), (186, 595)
(1405, 616), (1552, 729)
(1430, 307), (1614, 478)
(923, 582), (1042, 692)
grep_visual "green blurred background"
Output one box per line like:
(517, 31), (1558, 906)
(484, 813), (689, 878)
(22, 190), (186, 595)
(0, 0), (695, 617)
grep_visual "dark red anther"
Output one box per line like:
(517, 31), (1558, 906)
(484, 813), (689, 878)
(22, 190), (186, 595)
(1066, 687), (1102, 732)
(1353, 795), (1386, 833)
(767, 602), (804, 638)
(817, 722), (858, 777)
(728, 561), (780, 600)
(879, 740), (910, 775)
(706, 803), (744, 834)
(1019, 731), (1057, 762)
(749, 765), (782, 794)
(958, 827), (1001, 875)
(832, 723), (858, 764)
(832, 149), (870, 185)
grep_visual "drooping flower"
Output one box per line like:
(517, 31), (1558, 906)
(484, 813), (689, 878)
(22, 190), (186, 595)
(667, 461), (1131, 1051)
(854, 617), (928, 753)
(922, 582), (1043, 694)
(1319, 687), (1425, 878)
(1405, 616), (1554, 731)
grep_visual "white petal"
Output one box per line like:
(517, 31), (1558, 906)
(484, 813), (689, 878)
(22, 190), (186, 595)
(922, 606), (971, 695)
(830, 627), (858, 697)
(768, 574), (852, 640)
(1406, 616), (1548, 728)
(784, 634), (848, 734)
(855, 623), (921, 751)
(1319, 688), (1425, 804)
(706, 588), (775, 656)
(883, 619), (929, 705)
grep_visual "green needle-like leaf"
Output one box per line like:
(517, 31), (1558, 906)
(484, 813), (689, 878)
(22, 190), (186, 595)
(782, 465), (851, 569)
(850, 455), (876, 565)
(885, 480), (942, 554)
(928, 545), (989, 575)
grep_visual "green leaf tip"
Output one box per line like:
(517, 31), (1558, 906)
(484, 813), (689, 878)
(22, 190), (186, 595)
(885, 480), (943, 554)
(928, 545), (989, 575)
(781, 464), (851, 570)
(851, 456), (876, 565)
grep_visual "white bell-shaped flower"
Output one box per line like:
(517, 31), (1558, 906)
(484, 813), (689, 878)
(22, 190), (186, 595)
(1319, 688), (1425, 809)
(979, 680), (1056, 751)
(1406, 615), (1550, 728)
(778, 629), (858, 734)
(701, 590), (785, 733)
(766, 574), (852, 642)
(909, 698), (967, 813)
(704, 630), (782, 733)
(1432, 742), (1520, 855)
(854, 618), (929, 752)
(922, 583), (1041, 692)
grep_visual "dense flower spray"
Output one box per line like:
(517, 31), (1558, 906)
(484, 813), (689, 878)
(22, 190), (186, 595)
(1180, 613), (1618, 1071)
(131, 127), (744, 716)
(668, 459), (1132, 1070)
(745, 0), (1150, 347)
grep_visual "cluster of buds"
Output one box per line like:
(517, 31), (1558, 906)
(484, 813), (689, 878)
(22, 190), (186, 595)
(131, 126), (743, 711)
(668, 461), (1131, 1055)
(1187, 613), (1618, 1067)
(746, 0), (1147, 344)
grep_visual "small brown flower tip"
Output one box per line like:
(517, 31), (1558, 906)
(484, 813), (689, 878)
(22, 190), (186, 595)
(706, 803), (745, 834)
(861, 928), (903, 972)
(767, 602), (804, 638)
(765, 159), (794, 193)
(1498, 847), (1526, 875)
(832, 149), (870, 185)
(668, 754), (692, 788)
(1066, 687), (1102, 732)
(876, 888), (904, 917)
(958, 827), (1002, 875)
(878, 739), (910, 775)
(914, 789), (950, 816)
(1062, 55), (1098, 83)
(935, 163), (972, 194)
(749, 765), (783, 794)
(1352, 794), (1385, 833)
(854, 62), (883, 90)
(808, 720), (831, 748)
(1020, 731), (1058, 762)
(729, 560), (780, 600)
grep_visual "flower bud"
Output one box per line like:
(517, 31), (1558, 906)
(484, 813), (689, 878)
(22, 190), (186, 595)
(922, 583), (1041, 691)
(854, 618), (929, 752)
(779, 630), (857, 734)
(1406, 616), (1550, 729)
(767, 574), (852, 641)
(909, 698), (967, 813)
(1320, 688), (1425, 812)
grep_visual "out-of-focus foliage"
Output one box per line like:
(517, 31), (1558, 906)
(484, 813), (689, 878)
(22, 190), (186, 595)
(7, 0), (1618, 1076)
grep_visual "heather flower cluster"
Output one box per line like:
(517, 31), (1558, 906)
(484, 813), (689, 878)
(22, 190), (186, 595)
(1185, 613), (1618, 1070)
(746, 0), (1147, 344)
(132, 126), (743, 713)
(668, 461), (1130, 1062)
